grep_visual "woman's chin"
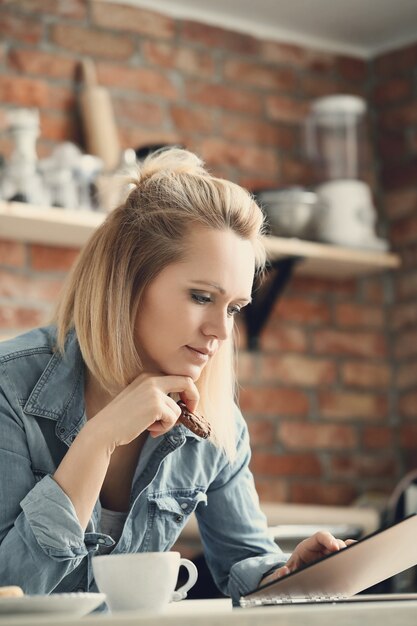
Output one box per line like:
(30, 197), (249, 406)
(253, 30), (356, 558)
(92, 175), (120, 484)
(163, 364), (203, 382)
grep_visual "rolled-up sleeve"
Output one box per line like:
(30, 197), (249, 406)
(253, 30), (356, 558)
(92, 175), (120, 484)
(0, 387), (98, 593)
(228, 554), (289, 604)
(19, 475), (88, 559)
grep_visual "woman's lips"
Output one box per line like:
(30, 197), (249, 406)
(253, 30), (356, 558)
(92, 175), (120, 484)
(185, 346), (210, 363)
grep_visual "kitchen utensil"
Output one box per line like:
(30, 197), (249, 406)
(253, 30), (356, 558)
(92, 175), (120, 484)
(78, 58), (121, 172)
(257, 187), (319, 239)
(306, 94), (366, 182)
(305, 94), (388, 250)
(315, 180), (388, 250)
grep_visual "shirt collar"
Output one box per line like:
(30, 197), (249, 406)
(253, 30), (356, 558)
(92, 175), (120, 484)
(23, 328), (85, 435)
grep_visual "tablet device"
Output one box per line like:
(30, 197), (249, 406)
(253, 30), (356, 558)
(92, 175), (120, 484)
(240, 514), (417, 607)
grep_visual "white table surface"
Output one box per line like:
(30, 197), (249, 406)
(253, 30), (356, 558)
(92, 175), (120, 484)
(4, 597), (417, 626)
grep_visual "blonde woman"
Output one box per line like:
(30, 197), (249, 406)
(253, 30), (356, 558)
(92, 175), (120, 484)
(0, 148), (347, 605)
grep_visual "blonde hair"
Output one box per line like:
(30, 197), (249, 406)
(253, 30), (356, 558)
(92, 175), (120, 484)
(54, 148), (266, 460)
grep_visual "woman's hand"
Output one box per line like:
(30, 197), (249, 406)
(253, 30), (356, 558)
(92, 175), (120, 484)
(261, 532), (356, 586)
(89, 372), (199, 451)
(53, 372), (198, 529)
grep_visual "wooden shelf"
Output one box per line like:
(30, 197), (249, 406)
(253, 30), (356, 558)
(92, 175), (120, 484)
(263, 236), (400, 279)
(0, 201), (103, 248)
(0, 201), (400, 278)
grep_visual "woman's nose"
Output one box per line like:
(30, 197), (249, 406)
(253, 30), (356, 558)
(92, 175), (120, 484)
(202, 310), (230, 340)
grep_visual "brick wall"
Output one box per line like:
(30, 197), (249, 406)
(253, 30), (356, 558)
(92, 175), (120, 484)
(0, 1), (413, 505)
(371, 43), (417, 484)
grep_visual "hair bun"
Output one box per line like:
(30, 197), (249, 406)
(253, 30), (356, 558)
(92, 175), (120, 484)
(137, 147), (208, 183)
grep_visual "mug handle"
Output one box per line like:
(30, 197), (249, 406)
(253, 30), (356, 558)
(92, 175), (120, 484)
(171, 558), (198, 602)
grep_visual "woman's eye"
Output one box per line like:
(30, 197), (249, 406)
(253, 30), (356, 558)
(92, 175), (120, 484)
(191, 293), (212, 305)
(190, 292), (242, 316)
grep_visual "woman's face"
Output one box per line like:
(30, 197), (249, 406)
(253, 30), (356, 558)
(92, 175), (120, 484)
(135, 226), (255, 380)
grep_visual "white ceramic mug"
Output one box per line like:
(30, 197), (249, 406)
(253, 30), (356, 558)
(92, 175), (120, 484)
(92, 551), (198, 613)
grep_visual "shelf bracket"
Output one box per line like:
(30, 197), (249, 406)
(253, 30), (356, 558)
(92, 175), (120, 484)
(244, 256), (303, 351)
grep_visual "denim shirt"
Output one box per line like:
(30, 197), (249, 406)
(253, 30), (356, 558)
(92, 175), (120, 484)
(0, 326), (285, 604)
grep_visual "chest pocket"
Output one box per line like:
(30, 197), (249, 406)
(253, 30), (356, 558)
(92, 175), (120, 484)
(144, 490), (207, 551)
(30, 416), (69, 479)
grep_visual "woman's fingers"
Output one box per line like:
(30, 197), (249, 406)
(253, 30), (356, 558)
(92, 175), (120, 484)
(259, 534), (357, 590)
(287, 531), (352, 570)
(315, 531), (343, 551)
(309, 531), (349, 556)
(146, 375), (199, 436)
(142, 373), (200, 414)
(147, 395), (182, 437)
(345, 539), (357, 546)
(96, 372), (201, 447)
(261, 565), (291, 586)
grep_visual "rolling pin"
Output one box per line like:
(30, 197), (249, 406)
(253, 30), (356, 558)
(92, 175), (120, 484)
(78, 58), (121, 172)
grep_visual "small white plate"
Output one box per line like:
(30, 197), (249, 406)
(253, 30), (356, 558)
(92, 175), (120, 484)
(0, 592), (106, 617)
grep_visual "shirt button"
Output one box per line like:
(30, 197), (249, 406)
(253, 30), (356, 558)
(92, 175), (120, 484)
(97, 538), (106, 544)
(175, 515), (183, 523)
(59, 428), (66, 435)
(180, 503), (188, 510)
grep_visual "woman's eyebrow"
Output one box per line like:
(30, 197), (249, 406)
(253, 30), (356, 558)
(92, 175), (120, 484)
(190, 281), (252, 303)
(190, 280), (226, 294)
